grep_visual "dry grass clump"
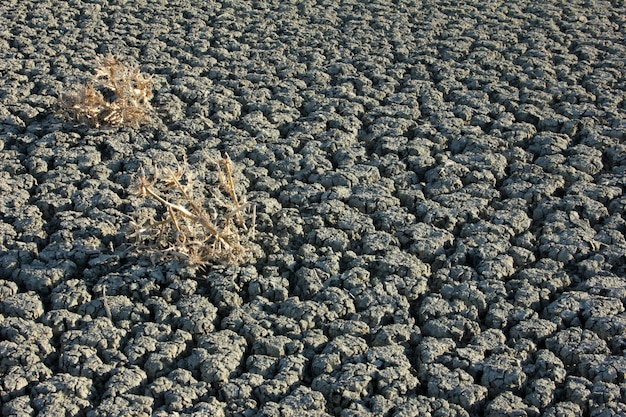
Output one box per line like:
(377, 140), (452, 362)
(59, 55), (153, 127)
(128, 154), (256, 267)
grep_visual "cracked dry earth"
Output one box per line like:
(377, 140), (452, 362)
(1, 0), (626, 416)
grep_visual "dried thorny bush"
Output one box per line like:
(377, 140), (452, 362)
(129, 154), (256, 268)
(59, 55), (153, 127)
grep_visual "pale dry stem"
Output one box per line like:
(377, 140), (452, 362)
(130, 156), (255, 267)
(59, 54), (153, 127)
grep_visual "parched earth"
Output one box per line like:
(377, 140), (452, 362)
(1, 1), (625, 416)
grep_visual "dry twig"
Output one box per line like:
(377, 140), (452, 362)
(129, 155), (255, 267)
(59, 55), (153, 127)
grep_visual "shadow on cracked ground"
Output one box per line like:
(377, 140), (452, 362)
(1, 1), (626, 416)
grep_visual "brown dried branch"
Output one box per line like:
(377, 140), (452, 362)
(59, 55), (153, 127)
(129, 155), (256, 268)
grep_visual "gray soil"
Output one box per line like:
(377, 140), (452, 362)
(1, 0), (626, 416)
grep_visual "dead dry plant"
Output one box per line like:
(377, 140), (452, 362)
(59, 55), (153, 127)
(129, 154), (256, 267)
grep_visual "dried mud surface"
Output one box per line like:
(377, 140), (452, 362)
(1, 1), (626, 416)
